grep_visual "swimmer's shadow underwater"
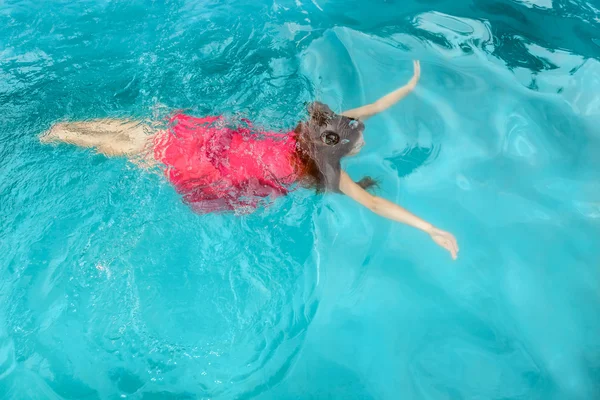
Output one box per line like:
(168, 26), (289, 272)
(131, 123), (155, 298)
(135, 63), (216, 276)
(386, 145), (439, 178)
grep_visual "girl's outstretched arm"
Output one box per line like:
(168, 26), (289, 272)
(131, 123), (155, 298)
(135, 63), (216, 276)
(338, 170), (458, 260)
(342, 60), (421, 121)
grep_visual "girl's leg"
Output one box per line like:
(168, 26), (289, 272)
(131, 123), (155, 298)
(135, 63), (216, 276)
(40, 119), (153, 157)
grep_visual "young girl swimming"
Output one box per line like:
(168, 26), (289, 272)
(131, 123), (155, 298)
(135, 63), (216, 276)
(41, 61), (459, 259)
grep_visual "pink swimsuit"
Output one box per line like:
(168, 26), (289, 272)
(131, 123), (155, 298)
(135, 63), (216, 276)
(153, 113), (300, 213)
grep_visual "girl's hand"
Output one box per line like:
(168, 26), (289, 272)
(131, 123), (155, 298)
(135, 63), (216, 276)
(427, 226), (459, 260)
(339, 172), (459, 260)
(408, 60), (421, 89)
(342, 60), (422, 120)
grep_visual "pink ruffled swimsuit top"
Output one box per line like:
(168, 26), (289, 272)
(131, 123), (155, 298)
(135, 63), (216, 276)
(153, 113), (300, 213)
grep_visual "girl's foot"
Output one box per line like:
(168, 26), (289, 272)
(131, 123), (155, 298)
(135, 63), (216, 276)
(39, 123), (64, 143)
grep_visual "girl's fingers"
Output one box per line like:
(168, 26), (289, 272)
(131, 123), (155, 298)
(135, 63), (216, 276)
(446, 237), (458, 260)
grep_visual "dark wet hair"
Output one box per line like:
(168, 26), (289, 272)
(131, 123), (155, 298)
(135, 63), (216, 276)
(294, 102), (378, 193)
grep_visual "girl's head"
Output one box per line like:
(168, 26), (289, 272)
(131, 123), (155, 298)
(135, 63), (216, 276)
(304, 101), (366, 156)
(295, 102), (376, 192)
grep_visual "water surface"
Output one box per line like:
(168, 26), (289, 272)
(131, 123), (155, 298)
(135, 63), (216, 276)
(1, 0), (599, 399)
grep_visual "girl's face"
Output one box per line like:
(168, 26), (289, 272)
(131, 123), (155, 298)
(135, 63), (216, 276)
(347, 134), (365, 156)
(306, 102), (366, 158)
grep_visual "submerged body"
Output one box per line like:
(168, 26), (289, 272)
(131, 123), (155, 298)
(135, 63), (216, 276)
(43, 114), (302, 213)
(41, 61), (459, 259)
(152, 114), (299, 213)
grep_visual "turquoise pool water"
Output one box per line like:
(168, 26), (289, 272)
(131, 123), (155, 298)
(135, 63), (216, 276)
(1, 0), (600, 398)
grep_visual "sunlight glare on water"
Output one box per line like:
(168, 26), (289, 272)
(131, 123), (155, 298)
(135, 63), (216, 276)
(1, 0), (599, 399)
